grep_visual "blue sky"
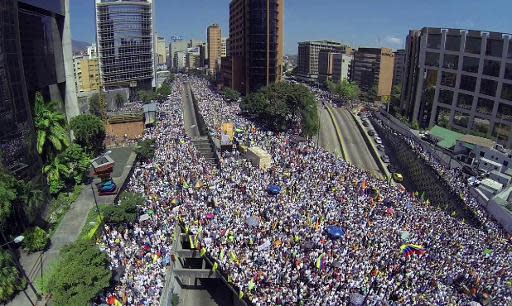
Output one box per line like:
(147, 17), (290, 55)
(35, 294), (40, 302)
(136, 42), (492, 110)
(71, 0), (512, 54)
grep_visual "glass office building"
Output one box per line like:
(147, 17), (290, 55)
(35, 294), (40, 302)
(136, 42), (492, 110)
(0, 0), (77, 178)
(96, 0), (155, 91)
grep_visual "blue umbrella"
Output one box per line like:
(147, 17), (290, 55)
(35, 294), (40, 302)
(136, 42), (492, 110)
(267, 185), (281, 195)
(325, 226), (345, 239)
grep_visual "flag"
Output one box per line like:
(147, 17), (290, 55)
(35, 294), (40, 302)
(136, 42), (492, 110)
(220, 249), (225, 261)
(400, 244), (426, 257)
(316, 253), (326, 270)
(212, 262), (219, 272)
(200, 247), (207, 257)
(189, 235), (195, 249)
(239, 290), (244, 300)
(248, 279), (256, 291)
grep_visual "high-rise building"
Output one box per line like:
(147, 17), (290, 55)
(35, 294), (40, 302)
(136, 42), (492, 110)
(351, 48), (395, 100)
(393, 49), (406, 86)
(297, 40), (352, 81)
(73, 55), (101, 93)
(207, 24), (222, 75)
(318, 51), (353, 83)
(156, 35), (166, 65)
(223, 0), (285, 95)
(221, 37), (228, 58)
(169, 39), (188, 71)
(174, 51), (187, 71)
(95, 0), (155, 90)
(401, 27), (512, 148)
(0, 0), (78, 178)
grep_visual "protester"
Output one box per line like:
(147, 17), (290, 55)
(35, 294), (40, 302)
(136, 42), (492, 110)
(96, 75), (511, 306)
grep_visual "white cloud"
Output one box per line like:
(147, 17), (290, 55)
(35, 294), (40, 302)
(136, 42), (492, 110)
(383, 36), (404, 48)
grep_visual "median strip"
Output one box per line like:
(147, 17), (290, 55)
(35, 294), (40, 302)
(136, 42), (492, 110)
(325, 105), (348, 161)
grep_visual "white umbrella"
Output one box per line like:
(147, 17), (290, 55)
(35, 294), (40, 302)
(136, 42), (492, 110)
(139, 214), (150, 222)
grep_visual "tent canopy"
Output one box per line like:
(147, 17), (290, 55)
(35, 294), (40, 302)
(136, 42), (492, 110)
(325, 226), (345, 239)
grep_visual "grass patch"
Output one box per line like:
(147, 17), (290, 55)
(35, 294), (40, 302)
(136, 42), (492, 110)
(78, 204), (107, 241)
(48, 185), (84, 237)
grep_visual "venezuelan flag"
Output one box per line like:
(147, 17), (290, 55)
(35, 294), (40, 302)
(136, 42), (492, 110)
(400, 244), (426, 257)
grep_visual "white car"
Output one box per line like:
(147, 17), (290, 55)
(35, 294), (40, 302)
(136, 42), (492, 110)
(374, 137), (382, 144)
(468, 176), (481, 187)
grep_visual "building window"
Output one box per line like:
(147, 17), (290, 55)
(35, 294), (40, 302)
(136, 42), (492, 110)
(473, 117), (491, 136)
(453, 111), (470, 128)
(501, 83), (512, 101)
(497, 103), (512, 120)
(435, 106), (451, 127)
(438, 89), (454, 105)
(425, 52), (440, 67)
(504, 63), (512, 80)
(486, 39), (504, 57)
(480, 79), (498, 96)
(462, 56), (479, 73)
(427, 34), (442, 49)
(476, 98), (494, 115)
(459, 75), (477, 92)
(465, 36), (482, 55)
(482, 60), (500, 77)
(445, 35), (462, 51)
(457, 93), (474, 110)
(441, 72), (456, 87)
(443, 54), (459, 70)
(492, 123), (511, 143)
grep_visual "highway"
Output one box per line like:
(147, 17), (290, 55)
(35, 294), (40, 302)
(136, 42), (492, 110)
(182, 82), (201, 137)
(330, 107), (383, 179)
(316, 106), (344, 157)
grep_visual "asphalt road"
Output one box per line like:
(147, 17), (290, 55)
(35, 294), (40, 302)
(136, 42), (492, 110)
(182, 82), (201, 138)
(330, 107), (383, 178)
(316, 106), (344, 157)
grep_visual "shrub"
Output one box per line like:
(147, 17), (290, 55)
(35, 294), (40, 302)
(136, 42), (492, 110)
(44, 241), (111, 306)
(0, 251), (26, 303)
(102, 192), (142, 227)
(69, 115), (106, 157)
(48, 185), (83, 228)
(22, 226), (50, 253)
(134, 139), (156, 161)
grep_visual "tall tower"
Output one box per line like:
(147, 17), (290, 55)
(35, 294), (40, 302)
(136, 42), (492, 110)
(207, 24), (222, 75)
(95, 0), (155, 91)
(224, 0), (284, 95)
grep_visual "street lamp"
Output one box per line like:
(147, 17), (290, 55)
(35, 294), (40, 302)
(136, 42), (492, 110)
(1, 235), (40, 305)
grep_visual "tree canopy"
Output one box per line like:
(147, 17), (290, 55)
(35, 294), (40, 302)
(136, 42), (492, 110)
(241, 82), (319, 137)
(44, 241), (111, 306)
(102, 192), (142, 227)
(157, 83), (172, 97)
(69, 115), (106, 157)
(134, 139), (156, 162)
(326, 79), (360, 101)
(222, 88), (241, 103)
(33, 92), (69, 162)
(0, 250), (26, 303)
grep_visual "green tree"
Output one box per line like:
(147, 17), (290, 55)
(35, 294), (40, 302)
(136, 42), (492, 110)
(22, 226), (50, 253)
(33, 92), (69, 162)
(43, 157), (71, 195)
(326, 80), (360, 101)
(88, 93), (101, 117)
(69, 115), (106, 156)
(138, 90), (157, 104)
(222, 88), (241, 103)
(17, 181), (44, 224)
(366, 85), (378, 102)
(114, 93), (125, 110)
(157, 83), (172, 97)
(59, 144), (91, 185)
(102, 192), (142, 227)
(134, 139), (156, 162)
(241, 91), (267, 116)
(45, 241), (111, 306)
(0, 250), (26, 303)
(0, 168), (18, 230)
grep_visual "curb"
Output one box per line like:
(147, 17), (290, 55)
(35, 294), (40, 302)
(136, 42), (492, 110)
(349, 111), (390, 181)
(325, 106), (348, 161)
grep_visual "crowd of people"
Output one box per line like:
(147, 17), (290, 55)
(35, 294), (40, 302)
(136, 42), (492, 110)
(97, 74), (511, 305)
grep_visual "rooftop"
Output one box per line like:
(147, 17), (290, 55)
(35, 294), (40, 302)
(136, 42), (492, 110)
(459, 134), (496, 149)
(429, 125), (464, 149)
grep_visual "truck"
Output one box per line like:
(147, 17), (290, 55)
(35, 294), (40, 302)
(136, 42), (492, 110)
(246, 147), (272, 171)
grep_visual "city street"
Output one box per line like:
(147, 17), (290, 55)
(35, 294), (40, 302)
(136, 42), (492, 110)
(330, 107), (383, 178)
(316, 106), (344, 157)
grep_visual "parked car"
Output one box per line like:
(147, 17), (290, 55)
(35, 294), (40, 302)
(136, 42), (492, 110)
(468, 176), (481, 187)
(362, 120), (369, 127)
(375, 137), (382, 145)
(381, 154), (390, 163)
(367, 130), (375, 137)
(387, 164), (397, 173)
(377, 144), (384, 151)
(392, 173), (404, 182)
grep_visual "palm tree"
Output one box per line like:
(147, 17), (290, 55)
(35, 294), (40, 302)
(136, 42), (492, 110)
(17, 181), (44, 224)
(33, 92), (69, 162)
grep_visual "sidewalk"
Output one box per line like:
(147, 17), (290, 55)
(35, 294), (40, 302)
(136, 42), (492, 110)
(7, 149), (136, 306)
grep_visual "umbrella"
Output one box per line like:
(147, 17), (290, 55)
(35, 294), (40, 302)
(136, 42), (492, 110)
(400, 231), (410, 241)
(267, 185), (281, 195)
(206, 213), (215, 220)
(325, 226), (345, 239)
(246, 216), (260, 227)
(139, 214), (150, 222)
(386, 207), (395, 216)
(350, 293), (364, 305)
(147, 210), (155, 216)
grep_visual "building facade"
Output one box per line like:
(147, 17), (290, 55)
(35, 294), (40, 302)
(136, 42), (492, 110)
(221, 37), (227, 58)
(401, 27), (512, 148)
(297, 40), (352, 81)
(393, 49), (406, 86)
(169, 39), (188, 71)
(95, 0), (155, 90)
(207, 24), (222, 75)
(318, 51), (353, 83)
(156, 35), (166, 65)
(224, 0), (285, 95)
(351, 47), (395, 100)
(0, 0), (78, 178)
(73, 55), (101, 93)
